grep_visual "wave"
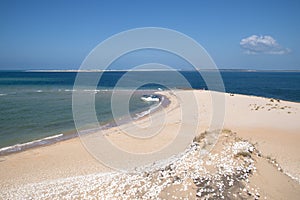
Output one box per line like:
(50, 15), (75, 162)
(0, 134), (64, 155)
(64, 89), (101, 93)
(141, 95), (160, 102)
(64, 89), (77, 92)
(135, 96), (164, 119)
(83, 89), (101, 94)
(63, 89), (111, 93)
(0, 93), (167, 155)
(13, 89), (111, 94)
(0, 93), (7, 96)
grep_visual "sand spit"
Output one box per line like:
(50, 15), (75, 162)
(1, 90), (300, 199)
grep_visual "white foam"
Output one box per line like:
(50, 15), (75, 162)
(83, 89), (101, 94)
(64, 89), (76, 92)
(135, 96), (163, 119)
(141, 95), (160, 102)
(0, 134), (64, 154)
(0, 93), (7, 96)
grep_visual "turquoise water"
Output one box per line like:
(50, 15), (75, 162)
(0, 88), (156, 148)
(0, 70), (300, 151)
(0, 72), (160, 150)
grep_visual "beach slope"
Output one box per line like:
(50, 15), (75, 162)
(1, 90), (300, 199)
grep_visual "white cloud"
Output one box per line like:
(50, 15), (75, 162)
(240, 35), (290, 55)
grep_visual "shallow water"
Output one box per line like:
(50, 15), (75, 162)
(0, 71), (299, 150)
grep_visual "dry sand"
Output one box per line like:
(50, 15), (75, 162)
(0, 90), (300, 199)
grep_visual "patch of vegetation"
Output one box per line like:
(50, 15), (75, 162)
(235, 151), (252, 158)
(193, 131), (207, 143)
(222, 129), (232, 134)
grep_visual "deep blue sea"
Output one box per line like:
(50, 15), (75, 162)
(0, 71), (300, 152)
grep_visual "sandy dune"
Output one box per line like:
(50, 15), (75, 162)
(1, 90), (300, 199)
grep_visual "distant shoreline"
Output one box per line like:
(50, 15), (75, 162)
(0, 69), (300, 72)
(26, 69), (300, 72)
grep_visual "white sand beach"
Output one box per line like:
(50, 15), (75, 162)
(1, 90), (300, 199)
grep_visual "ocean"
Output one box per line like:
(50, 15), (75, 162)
(0, 70), (300, 153)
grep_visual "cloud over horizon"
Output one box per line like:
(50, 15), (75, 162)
(240, 35), (291, 55)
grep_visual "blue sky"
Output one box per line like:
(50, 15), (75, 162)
(0, 0), (299, 70)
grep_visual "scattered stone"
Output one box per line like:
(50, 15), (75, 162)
(1, 130), (259, 200)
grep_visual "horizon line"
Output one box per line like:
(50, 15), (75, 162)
(0, 69), (300, 72)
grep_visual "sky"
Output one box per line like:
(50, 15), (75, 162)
(0, 0), (300, 70)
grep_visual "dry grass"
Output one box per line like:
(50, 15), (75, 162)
(222, 129), (232, 134)
(235, 151), (252, 158)
(193, 131), (207, 143)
